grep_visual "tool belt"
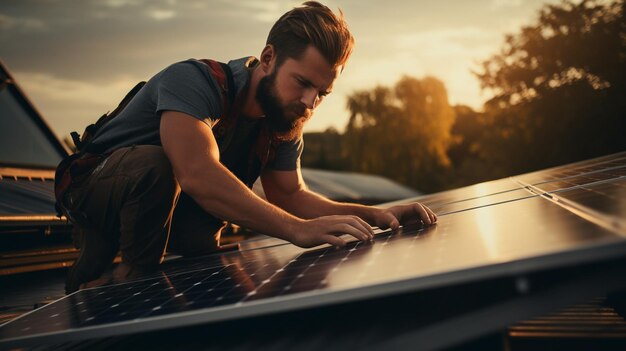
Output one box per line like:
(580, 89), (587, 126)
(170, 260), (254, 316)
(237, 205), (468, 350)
(54, 152), (106, 219)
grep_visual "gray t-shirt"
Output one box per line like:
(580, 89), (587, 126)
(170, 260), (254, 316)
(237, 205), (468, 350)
(91, 57), (303, 178)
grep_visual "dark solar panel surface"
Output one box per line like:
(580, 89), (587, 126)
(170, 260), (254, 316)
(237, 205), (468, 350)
(414, 177), (524, 208)
(552, 178), (626, 217)
(1, 152), (625, 347)
(0, 178), (57, 215)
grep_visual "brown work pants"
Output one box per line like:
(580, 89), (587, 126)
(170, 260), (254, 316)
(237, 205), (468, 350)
(64, 145), (224, 271)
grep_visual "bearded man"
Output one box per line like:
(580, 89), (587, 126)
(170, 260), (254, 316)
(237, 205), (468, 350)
(59, 1), (437, 294)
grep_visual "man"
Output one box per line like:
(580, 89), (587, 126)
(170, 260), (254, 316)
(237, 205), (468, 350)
(60, 1), (437, 293)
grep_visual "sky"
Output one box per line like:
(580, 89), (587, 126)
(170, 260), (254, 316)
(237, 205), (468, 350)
(0, 0), (564, 140)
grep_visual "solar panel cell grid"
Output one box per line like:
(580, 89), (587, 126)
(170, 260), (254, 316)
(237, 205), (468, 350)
(417, 177), (523, 206)
(429, 188), (535, 215)
(0, 179), (57, 215)
(551, 178), (626, 217)
(2, 152), (625, 348)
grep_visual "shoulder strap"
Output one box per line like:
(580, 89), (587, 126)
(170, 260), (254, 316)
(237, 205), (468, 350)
(198, 59), (241, 156)
(220, 62), (236, 108)
(197, 59), (236, 120)
(74, 81), (146, 153)
(199, 58), (281, 187)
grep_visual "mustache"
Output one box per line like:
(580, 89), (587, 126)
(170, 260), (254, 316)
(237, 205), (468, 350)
(290, 103), (312, 120)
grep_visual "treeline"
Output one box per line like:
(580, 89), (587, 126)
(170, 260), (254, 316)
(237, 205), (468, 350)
(302, 0), (625, 193)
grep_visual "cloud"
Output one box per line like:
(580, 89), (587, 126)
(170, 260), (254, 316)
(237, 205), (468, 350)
(101, 0), (144, 8)
(224, 1), (300, 23)
(146, 8), (176, 20)
(13, 71), (142, 137)
(0, 13), (47, 31)
(331, 26), (501, 119)
(394, 27), (497, 57)
(490, 0), (523, 10)
(15, 71), (138, 105)
(0, 0), (563, 135)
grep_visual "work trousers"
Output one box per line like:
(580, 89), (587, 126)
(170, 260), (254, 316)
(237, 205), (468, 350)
(63, 145), (224, 271)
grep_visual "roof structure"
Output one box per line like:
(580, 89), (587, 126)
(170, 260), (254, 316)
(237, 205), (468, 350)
(0, 60), (73, 275)
(0, 59), (67, 222)
(1, 151), (625, 350)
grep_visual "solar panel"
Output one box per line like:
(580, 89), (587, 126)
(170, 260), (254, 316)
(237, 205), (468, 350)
(413, 177), (525, 207)
(0, 177), (57, 216)
(553, 178), (626, 217)
(516, 153), (626, 189)
(428, 188), (535, 215)
(1, 152), (625, 348)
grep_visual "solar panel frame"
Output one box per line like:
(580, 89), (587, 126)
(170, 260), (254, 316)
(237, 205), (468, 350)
(3, 200), (626, 347)
(2, 152), (626, 348)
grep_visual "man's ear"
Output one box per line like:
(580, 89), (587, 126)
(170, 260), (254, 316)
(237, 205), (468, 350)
(260, 44), (276, 74)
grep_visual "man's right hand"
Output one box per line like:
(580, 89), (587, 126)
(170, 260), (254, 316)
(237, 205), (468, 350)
(161, 112), (374, 250)
(288, 215), (375, 248)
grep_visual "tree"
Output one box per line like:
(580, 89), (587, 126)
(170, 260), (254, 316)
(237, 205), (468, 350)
(301, 127), (346, 170)
(344, 76), (456, 192)
(445, 105), (494, 187)
(476, 0), (625, 174)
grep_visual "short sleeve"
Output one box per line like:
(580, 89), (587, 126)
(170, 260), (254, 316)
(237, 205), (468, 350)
(267, 137), (304, 171)
(155, 60), (222, 126)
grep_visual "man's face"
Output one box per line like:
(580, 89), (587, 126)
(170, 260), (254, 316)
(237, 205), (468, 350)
(256, 45), (341, 141)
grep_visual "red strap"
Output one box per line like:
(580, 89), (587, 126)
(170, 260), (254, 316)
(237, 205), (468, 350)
(198, 59), (235, 137)
(198, 58), (278, 185)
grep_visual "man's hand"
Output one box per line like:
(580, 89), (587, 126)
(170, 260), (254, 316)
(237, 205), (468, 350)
(290, 215), (375, 248)
(372, 202), (438, 231)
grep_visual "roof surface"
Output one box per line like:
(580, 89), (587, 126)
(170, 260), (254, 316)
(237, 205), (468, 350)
(1, 152), (625, 350)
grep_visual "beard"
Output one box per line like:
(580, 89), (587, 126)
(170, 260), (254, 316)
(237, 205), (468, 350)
(255, 70), (311, 141)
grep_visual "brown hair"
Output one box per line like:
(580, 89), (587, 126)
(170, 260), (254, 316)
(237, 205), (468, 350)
(266, 1), (355, 69)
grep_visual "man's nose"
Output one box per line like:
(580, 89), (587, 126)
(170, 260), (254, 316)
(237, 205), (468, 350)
(301, 88), (319, 109)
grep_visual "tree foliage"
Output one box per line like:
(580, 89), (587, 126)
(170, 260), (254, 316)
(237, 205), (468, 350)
(300, 127), (345, 170)
(476, 0), (625, 173)
(302, 0), (624, 193)
(343, 76), (455, 192)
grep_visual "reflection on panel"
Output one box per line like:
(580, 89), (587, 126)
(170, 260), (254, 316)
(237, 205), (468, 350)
(430, 189), (535, 215)
(513, 152), (626, 222)
(516, 153), (626, 189)
(2, 196), (623, 344)
(383, 177), (523, 211)
(551, 178), (626, 217)
(2, 152), (626, 347)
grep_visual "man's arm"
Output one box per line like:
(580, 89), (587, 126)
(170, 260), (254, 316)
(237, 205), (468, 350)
(261, 167), (437, 230)
(160, 111), (374, 247)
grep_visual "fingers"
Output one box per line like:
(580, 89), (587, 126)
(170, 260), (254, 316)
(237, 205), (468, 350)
(375, 211), (399, 230)
(350, 216), (375, 237)
(413, 202), (432, 225)
(322, 234), (346, 247)
(389, 215), (400, 230)
(337, 216), (374, 239)
(298, 215), (374, 249)
(426, 206), (437, 224)
(406, 202), (438, 226)
(331, 222), (372, 242)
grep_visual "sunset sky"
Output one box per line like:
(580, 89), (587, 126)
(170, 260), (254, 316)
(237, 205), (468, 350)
(1, 0), (564, 139)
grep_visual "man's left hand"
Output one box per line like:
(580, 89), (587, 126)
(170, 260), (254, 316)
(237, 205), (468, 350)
(372, 202), (438, 231)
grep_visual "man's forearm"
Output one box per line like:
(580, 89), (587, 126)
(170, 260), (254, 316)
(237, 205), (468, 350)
(277, 188), (378, 225)
(161, 112), (376, 248)
(182, 162), (303, 241)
